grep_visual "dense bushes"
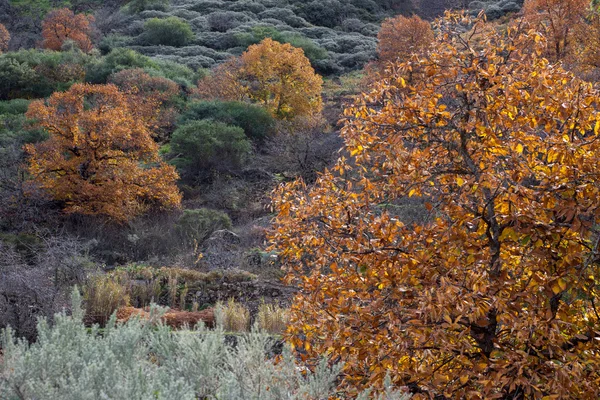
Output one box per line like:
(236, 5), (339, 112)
(170, 120), (252, 181)
(234, 25), (328, 64)
(0, 291), (410, 400)
(0, 49), (89, 99)
(77, 0), (396, 73)
(127, 0), (170, 13)
(468, 0), (522, 19)
(85, 47), (155, 83)
(180, 100), (274, 142)
(141, 16), (195, 46)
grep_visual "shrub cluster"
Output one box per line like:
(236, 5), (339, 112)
(0, 290), (410, 400)
(101, 0), (393, 73)
(468, 0), (522, 19)
(169, 120), (252, 183)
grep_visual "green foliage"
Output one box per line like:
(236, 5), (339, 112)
(8, 0), (53, 18)
(0, 58), (37, 100)
(180, 100), (274, 141)
(145, 58), (205, 89)
(85, 48), (156, 83)
(127, 0), (170, 13)
(0, 99), (30, 115)
(0, 50), (87, 99)
(0, 290), (409, 399)
(176, 208), (232, 246)
(170, 120), (251, 181)
(142, 17), (195, 47)
(97, 34), (132, 55)
(0, 49), (89, 99)
(235, 25), (328, 65)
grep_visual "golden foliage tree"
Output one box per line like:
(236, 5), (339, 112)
(271, 14), (600, 398)
(41, 8), (94, 53)
(108, 68), (180, 136)
(377, 14), (434, 64)
(196, 38), (323, 119)
(523, 0), (588, 61)
(0, 23), (10, 53)
(25, 83), (181, 222)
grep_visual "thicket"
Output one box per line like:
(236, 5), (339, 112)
(140, 16), (195, 46)
(0, 290), (410, 400)
(468, 0), (522, 18)
(179, 100), (275, 142)
(85, 0), (396, 74)
(169, 120), (252, 182)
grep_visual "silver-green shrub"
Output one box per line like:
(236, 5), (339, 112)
(0, 290), (411, 400)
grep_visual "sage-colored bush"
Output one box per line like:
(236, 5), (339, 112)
(170, 120), (252, 181)
(0, 290), (411, 399)
(141, 17), (195, 47)
(180, 100), (275, 141)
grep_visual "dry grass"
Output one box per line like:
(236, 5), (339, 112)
(116, 306), (215, 329)
(83, 274), (130, 325)
(256, 302), (290, 335)
(215, 298), (250, 332)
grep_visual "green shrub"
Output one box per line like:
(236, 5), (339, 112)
(0, 51), (84, 100)
(170, 120), (252, 181)
(0, 58), (37, 100)
(180, 100), (274, 141)
(0, 49), (91, 99)
(86, 48), (156, 83)
(98, 34), (132, 55)
(235, 25), (328, 65)
(0, 290), (409, 399)
(146, 58), (206, 89)
(0, 99), (30, 115)
(142, 17), (195, 47)
(175, 208), (232, 246)
(127, 0), (170, 13)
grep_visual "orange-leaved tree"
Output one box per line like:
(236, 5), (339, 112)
(41, 8), (94, 53)
(377, 14), (434, 64)
(0, 23), (10, 53)
(196, 38), (323, 119)
(108, 68), (180, 136)
(271, 13), (600, 399)
(25, 83), (181, 222)
(523, 0), (588, 61)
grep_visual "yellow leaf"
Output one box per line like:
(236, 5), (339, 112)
(456, 176), (465, 186)
(459, 375), (469, 384)
(516, 143), (524, 154)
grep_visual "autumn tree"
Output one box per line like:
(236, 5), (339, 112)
(523, 0), (588, 61)
(377, 14), (434, 64)
(25, 83), (181, 222)
(108, 68), (180, 137)
(0, 24), (10, 53)
(41, 8), (94, 53)
(196, 38), (323, 119)
(271, 14), (600, 398)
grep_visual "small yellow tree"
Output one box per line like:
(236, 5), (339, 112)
(196, 38), (323, 119)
